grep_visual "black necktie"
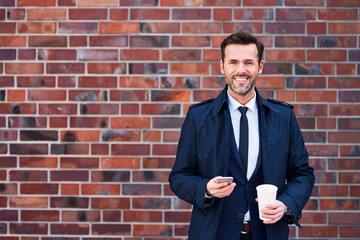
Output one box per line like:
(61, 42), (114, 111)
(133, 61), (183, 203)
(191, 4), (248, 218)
(238, 106), (249, 174)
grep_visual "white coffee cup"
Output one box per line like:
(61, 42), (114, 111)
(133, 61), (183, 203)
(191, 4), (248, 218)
(256, 184), (278, 221)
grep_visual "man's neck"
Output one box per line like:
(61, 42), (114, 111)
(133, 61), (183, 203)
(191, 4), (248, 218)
(228, 88), (256, 106)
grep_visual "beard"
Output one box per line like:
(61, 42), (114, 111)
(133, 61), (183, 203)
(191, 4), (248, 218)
(227, 74), (258, 96)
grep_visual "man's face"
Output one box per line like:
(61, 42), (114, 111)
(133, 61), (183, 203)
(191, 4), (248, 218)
(220, 43), (264, 98)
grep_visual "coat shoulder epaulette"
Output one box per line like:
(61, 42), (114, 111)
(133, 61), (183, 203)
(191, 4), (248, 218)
(267, 98), (294, 109)
(189, 98), (215, 110)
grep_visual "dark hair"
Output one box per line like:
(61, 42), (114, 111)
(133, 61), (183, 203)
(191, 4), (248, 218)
(221, 31), (264, 65)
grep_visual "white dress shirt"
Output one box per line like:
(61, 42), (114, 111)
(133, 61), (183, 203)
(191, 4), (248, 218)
(227, 91), (259, 221)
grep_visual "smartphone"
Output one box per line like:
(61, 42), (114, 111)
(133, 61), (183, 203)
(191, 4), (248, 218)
(216, 176), (234, 184)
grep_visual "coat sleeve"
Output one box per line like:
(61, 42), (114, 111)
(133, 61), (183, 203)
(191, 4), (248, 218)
(277, 111), (315, 227)
(168, 110), (213, 212)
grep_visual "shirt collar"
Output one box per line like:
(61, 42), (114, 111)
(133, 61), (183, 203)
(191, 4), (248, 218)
(227, 90), (258, 114)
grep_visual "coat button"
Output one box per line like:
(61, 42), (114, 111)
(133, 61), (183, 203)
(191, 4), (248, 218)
(237, 213), (243, 219)
(246, 184), (251, 189)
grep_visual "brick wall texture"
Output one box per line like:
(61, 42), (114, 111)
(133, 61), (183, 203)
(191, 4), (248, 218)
(0, 0), (359, 239)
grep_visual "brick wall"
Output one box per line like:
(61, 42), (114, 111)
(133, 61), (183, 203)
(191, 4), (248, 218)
(0, 0), (359, 239)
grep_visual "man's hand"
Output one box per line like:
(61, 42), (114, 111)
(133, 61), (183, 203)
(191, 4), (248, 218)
(258, 199), (286, 224)
(206, 176), (236, 198)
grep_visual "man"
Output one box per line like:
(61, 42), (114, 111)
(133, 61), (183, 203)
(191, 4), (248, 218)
(169, 31), (315, 240)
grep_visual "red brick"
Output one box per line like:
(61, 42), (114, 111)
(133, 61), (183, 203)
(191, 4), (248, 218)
(296, 90), (337, 102)
(285, 0), (324, 6)
(10, 196), (48, 208)
(10, 170), (47, 181)
(62, 210), (100, 222)
(266, 49), (305, 62)
(27, 8), (66, 20)
(69, 8), (107, 20)
(78, 0), (117, 6)
(21, 210), (58, 222)
(299, 226), (337, 238)
(337, 63), (356, 75)
(320, 199), (359, 210)
(39, 103), (77, 115)
(64, 37), (82, 49)
(7, 90), (25, 101)
(306, 145), (338, 156)
(143, 130), (162, 142)
(0, 210), (18, 221)
(203, 0), (240, 5)
(152, 144), (177, 155)
(100, 22), (139, 34)
(29, 35), (67, 47)
(140, 22), (180, 33)
(170, 63), (209, 75)
(120, 49), (159, 61)
(330, 104), (360, 116)
(132, 197), (171, 209)
(110, 117), (150, 129)
(327, 0), (360, 6)
(319, 8), (358, 20)
(59, 22), (97, 34)
(163, 49), (201, 61)
(28, 90), (66, 101)
(18, 22), (56, 34)
(329, 77), (360, 88)
(38, 49), (76, 61)
(78, 76), (117, 88)
(307, 22), (326, 34)
(182, 22), (221, 34)
(329, 22), (360, 34)
(141, 104), (180, 115)
(133, 224), (172, 237)
(17, 0), (55, 6)
(19, 49), (36, 60)
(110, 9), (128, 20)
(161, 76), (200, 89)
(172, 8), (210, 20)
(58, 0), (75, 6)
(131, 8), (169, 20)
(61, 183), (79, 195)
(19, 157), (57, 168)
(87, 63), (126, 74)
(51, 143), (89, 155)
(350, 186), (360, 197)
(308, 49), (347, 61)
(20, 183), (58, 195)
(295, 63), (335, 75)
(51, 224), (89, 235)
(275, 36), (314, 47)
(214, 8), (232, 20)
(165, 211), (192, 223)
(0, 23), (16, 33)
(50, 196), (89, 208)
(81, 184), (120, 195)
(110, 90), (148, 101)
(7, 8), (25, 20)
(266, 22), (305, 34)
(243, 0), (278, 5)
(10, 223), (48, 235)
(91, 197), (130, 209)
(123, 210), (162, 222)
(47, 63), (85, 74)
(79, 49), (118, 61)
(92, 224), (131, 235)
(90, 36), (128, 47)
(340, 226), (360, 238)
(338, 118), (360, 130)
(0, 36), (26, 47)
(101, 157), (140, 169)
(130, 36), (169, 47)
(329, 212), (360, 224)
(151, 90), (191, 102)
(172, 36), (210, 47)
(329, 131), (360, 143)
(317, 117), (336, 129)
(161, 0), (200, 6)
(224, 22), (263, 34)
(276, 8), (316, 20)
(5, 63), (43, 74)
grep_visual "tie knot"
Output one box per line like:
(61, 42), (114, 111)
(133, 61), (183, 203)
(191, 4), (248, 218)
(238, 106), (248, 115)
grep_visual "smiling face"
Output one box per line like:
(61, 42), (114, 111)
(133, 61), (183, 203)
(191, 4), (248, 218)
(220, 43), (264, 104)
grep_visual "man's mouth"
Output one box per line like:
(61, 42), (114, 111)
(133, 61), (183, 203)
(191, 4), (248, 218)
(233, 75), (250, 82)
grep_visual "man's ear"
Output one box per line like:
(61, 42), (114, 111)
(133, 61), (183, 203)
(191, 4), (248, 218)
(220, 60), (224, 74)
(258, 60), (264, 75)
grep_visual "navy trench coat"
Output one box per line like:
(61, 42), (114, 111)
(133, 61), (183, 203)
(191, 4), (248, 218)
(169, 86), (315, 240)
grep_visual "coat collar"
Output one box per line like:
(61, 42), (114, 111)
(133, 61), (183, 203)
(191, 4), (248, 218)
(212, 85), (277, 116)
